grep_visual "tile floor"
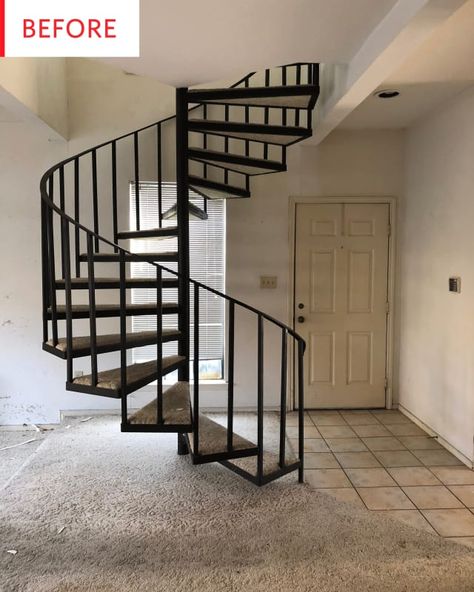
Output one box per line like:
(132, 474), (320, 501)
(287, 409), (474, 547)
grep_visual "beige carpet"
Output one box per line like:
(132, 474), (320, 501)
(1, 415), (474, 592)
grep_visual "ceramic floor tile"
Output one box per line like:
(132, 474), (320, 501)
(362, 437), (406, 451)
(345, 467), (396, 487)
(397, 436), (442, 450)
(318, 425), (357, 439)
(287, 426), (321, 439)
(340, 413), (379, 426)
(376, 510), (437, 535)
(374, 450), (422, 468)
(317, 488), (364, 507)
(357, 487), (415, 510)
(325, 438), (368, 453)
(310, 415), (348, 426)
(352, 424), (392, 438)
(422, 509), (474, 537)
(448, 485), (474, 507)
(305, 468), (352, 489)
(290, 438), (329, 453)
(335, 452), (381, 468)
(286, 414), (313, 427)
(430, 467), (474, 485)
(386, 423), (427, 436)
(373, 411), (412, 425)
(413, 450), (464, 466)
(304, 452), (340, 469)
(387, 467), (441, 486)
(402, 486), (464, 510)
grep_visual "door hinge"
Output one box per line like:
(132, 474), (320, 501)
(385, 301), (390, 314)
(384, 378), (388, 389)
(388, 224), (391, 237)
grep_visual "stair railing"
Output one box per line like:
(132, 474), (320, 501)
(41, 63), (315, 484)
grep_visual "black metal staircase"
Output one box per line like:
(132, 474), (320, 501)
(40, 63), (320, 486)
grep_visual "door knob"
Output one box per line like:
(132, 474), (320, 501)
(297, 316), (305, 323)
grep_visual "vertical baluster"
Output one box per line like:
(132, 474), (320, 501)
(295, 65), (301, 127)
(91, 149), (99, 252)
(298, 339), (305, 483)
(74, 158), (81, 276)
(157, 123), (163, 228)
(156, 266), (163, 424)
(86, 233), (98, 387)
(47, 177), (58, 346)
(227, 301), (235, 451)
(279, 329), (288, 468)
(282, 66), (287, 126)
(59, 166), (66, 278)
(257, 314), (264, 483)
(119, 250), (128, 424)
(193, 285), (200, 455)
(62, 219), (73, 383)
(244, 78), (250, 157)
(202, 105), (208, 179)
(111, 141), (118, 251)
(134, 131), (140, 231)
(224, 105), (229, 185)
(41, 200), (50, 343)
(264, 69), (270, 160)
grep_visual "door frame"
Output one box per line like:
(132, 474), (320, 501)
(288, 196), (397, 410)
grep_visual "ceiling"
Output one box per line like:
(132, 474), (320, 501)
(340, 0), (474, 129)
(102, 0), (398, 87)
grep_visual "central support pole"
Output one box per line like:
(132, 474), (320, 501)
(176, 88), (190, 382)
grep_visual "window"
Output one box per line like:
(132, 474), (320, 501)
(130, 182), (225, 380)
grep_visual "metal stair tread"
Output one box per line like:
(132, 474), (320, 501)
(56, 277), (179, 290)
(188, 84), (319, 109)
(117, 226), (178, 240)
(78, 251), (178, 262)
(48, 302), (179, 320)
(45, 329), (180, 357)
(188, 147), (286, 176)
(189, 414), (257, 457)
(129, 382), (191, 425)
(72, 355), (186, 394)
(188, 175), (250, 199)
(188, 119), (311, 146)
(225, 450), (297, 477)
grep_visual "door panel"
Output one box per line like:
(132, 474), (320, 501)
(295, 202), (389, 408)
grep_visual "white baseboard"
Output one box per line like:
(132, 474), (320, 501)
(398, 404), (473, 469)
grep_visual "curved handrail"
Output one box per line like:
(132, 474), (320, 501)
(40, 66), (309, 346)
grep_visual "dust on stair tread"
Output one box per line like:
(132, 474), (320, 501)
(72, 355), (185, 393)
(47, 329), (180, 353)
(189, 414), (256, 456)
(129, 382), (191, 425)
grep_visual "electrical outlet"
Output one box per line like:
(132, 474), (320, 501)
(260, 276), (277, 289)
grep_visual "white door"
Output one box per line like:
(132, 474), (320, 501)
(294, 202), (390, 408)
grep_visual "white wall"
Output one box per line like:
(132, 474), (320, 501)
(226, 129), (404, 409)
(399, 85), (474, 463)
(0, 58), (68, 138)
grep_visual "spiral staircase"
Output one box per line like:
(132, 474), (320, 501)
(40, 63), (320, 486)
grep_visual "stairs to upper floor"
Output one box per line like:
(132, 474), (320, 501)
(40, 63), (317, 486)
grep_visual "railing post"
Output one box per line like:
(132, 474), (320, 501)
(119, 250), (128, 425)
(86, 233), (98, 387)
(298, 339), (305, 483)
(193, 285), (200, 455)
(157, 123), (163, 228)
(46, 176), (58, 346)
(176, 87), (190, 382)
(279, 329), (288, 468)
(74, 158), (81, 276)
(62, 219), (73, 383)
(91, 150), (99, 252)
(227, 301), (235, 451)
(134, 132), (140, 231)
(41, 199), (50, 344)
(257, 315), (264, 483)
(156, 266), (163, 424)
(111, 142), (118, 251)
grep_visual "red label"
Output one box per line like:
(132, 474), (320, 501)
(0, 0), (5, 57)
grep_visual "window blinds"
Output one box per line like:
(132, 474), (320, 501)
(130, 182), (225, 371)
